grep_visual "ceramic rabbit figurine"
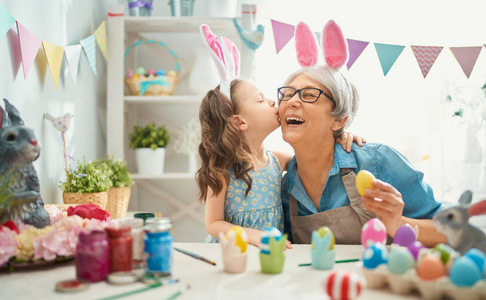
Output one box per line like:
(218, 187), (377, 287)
(0, 99), (49, 228)
(433, 190), (486, 255)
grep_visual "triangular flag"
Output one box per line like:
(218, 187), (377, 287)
(450, 46), (482, 78)
(411, 46), (443, 78)
(16, 21), (42, 79)
(94, 20), (108, 61)
(0, 2), (15, 42)
(42, 41), (64, 88)
(80, 35), (97, 75)
(374, 43), (405, 76)
(346, 39), (369, 70)
(314, 32), (321, 44)
(271, 19), (295, 54)
(64, 44), (82, 85)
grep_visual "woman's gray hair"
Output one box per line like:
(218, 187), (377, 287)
(283, 66), (359, 138)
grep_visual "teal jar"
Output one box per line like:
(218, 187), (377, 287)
(144, 218), (173, 277)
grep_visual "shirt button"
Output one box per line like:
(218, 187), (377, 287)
(323, 191), (326, 195)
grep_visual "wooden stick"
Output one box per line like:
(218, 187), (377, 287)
(62, 131), (70, 192)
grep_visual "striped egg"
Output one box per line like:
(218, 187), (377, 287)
(260, 227), (282, 254)
(323, 271), (362, 300)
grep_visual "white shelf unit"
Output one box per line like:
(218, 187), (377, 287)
(106, 4), (238, 241)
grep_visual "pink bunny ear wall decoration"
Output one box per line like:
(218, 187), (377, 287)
(200, 24), (240, 99)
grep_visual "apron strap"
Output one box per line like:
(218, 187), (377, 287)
(341, 168), (375, 219)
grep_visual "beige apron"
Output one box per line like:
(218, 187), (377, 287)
(289, 168), (377, 244)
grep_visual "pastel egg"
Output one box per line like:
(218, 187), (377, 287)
(417, 253), (447, 280)
(156, 69), (165, 76)
(226, 226), (248, 253)
(449, 256), (482, 287)
(135, 67), (146, 75)
(260, 227), (282, 254)
(432, 243), (456, 265)
(388, 246), (415, 275)
(407, 241), (426, 260)
(463, 248), (486, 273)
(324, 271), (362, 300)
(126, 69), (134, 78)
(362, 242), (388, 269)
(147, 69), (157, 76)
(361, 218), (387, 249)
(355, 170), (376, 196)
(167, 70), (177, 77)
(393, 224), (417, 247)
(312, 226), (335, 250)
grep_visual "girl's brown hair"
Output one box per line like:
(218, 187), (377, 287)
(196, 79), (253, 202)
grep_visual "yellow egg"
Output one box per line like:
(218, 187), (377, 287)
(225, 226), (248, 253)
(356, 170), (376, 196)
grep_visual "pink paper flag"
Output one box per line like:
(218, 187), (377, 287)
(271, 19), (295, 54)
(449, 46), (482, 78)
(16, 21), (42, 79)
(346, 39), (369, 70)
(42, 41), (64, 88)
(411, 46), (443, 78)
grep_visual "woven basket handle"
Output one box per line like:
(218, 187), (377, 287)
(124, 40), (181, 73)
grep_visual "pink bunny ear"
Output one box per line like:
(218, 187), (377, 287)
(470, 199), (486, 216)
(200, 24), (229, 81)
(220, 36), (240, 78)
(295, 22), (319, 67)
(322, 20), (349, 69)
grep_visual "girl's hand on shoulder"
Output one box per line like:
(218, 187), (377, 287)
(336, 131), (367, 153)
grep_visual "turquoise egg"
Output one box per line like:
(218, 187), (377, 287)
(464, 248), (486, 273)
(450, 256), (482, 287)
(387, 246), (414, 275)
(260, 227), (282, 254)
(362, 242), (388, 269)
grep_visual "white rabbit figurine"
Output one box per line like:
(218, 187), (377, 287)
(433, 190), (486, 255)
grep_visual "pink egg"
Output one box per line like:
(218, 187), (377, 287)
(361, 218), (387, 249)
(147, 69), (157, 75)
(324, 271), (362, 300)
(393, 224), (417, 247)
(126, 69), (134, 78)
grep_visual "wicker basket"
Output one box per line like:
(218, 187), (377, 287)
(106, 187), (131, 219)
(124, 40), (181, 96)
(62, 191), (108, 210)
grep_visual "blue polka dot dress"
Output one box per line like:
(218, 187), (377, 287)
(204, 151), (283, 242)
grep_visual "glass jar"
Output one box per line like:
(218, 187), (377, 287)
(76, 230), (109, 282)
(134, 212), (155, 225)
(144, 217), (173, 277)
(106, 226), (133, 273)
(118, 218), (145, 264)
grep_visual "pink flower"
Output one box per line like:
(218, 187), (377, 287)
(1, 220), (20, 234)
(67, 204), (111, 221)
(34, 227), (81, 261)
(44, 205), (64, 225)
(53, 215), (84, 231)
(0, 227), (18, 266)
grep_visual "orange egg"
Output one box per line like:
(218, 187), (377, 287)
(417, 253), (447, 280)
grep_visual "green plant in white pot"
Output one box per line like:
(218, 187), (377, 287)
(129, 123), (171, 174)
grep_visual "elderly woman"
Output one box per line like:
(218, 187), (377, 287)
(278, 66), (445, 247)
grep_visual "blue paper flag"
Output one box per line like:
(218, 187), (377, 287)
(0, 3), (15, 42)
(374, 43), (405, 76)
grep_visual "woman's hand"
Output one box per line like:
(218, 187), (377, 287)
(336, 131), (367, 153)
(360, 179), (404, 237)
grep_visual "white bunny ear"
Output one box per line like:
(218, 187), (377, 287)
(220, 36), (240, 78)
(322, 20), (349, 69)
(200, 24), (229, 81)
(295, 22), (319, 67)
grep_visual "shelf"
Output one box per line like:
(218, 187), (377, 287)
(124, 95), (203, 104)
(131, 172), (195, 180)
(125, 17), (237, 33)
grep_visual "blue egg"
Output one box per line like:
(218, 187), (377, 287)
(450, 256), (482, 287)
(388, 246), (415, 275)
(260, 227), (282, 254)
(464, 248), (486, 273)
(156, 69), (165, 76)
(362, 242), (388, 269)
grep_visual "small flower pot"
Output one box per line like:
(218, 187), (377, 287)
(135, 148), (166, 174)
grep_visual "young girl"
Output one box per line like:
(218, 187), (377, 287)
(196, 25), (364, 247)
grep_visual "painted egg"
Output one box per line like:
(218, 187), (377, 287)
(393, 224), (416, 247)
(362, 242), (388, 269)
(407, 240), (426, 261)
(463, 248), (486, 273)
(449, 256), (482, 287)
(167, 70), (177, 77)
(225, 226), (248, 253)
(323, 271), (362, 300)
(312, 226), (335, 250)
(361, 218), (387, 249)
(388, 246), (415, 275)
(432, 243), (456, 265)
(126, 69), (134, 78)
(135, 67), (146, 75)
(147, 69), (157, 76)
(417, 253), (447, 280)
(260, 227), (282, 254)
(355, 170), (376, 196)
(156, 69), (165, 76)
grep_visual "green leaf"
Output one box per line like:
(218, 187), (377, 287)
(128, 123), (171, 149)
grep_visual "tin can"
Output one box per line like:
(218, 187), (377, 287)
(76, 230), (110, 282)
(144, 217), (173, 277)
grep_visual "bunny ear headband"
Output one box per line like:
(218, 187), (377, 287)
(295, 20), (349, 69)
(200, 24), (240, 99)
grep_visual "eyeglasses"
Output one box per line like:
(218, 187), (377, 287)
(277, 87), (334, 103)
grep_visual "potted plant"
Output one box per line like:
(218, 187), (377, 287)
(129, 123), (171, 174)
(59, 158), (113, 210)
(102, 156), (134, 219)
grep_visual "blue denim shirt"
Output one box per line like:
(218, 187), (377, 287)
(281, 142), (442, 242)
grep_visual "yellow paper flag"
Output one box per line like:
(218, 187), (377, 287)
(42, 41), (64, 88)
(94, 20), (108, 60)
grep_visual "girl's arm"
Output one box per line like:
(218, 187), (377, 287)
(336, 131), (367, 153)
(272, 151), (292, 172)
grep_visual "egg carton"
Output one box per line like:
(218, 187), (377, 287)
(361, 265), (486, 300)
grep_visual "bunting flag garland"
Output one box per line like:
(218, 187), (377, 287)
(411, 46), (443, 78)
(271, 19), (295, 53)
(42, 41), (64, 88)
(347, 39), (369, 70)
(64, 45), (82, 85)
(16, 21), (42, 79)
(374, 43), (405, 76)
(94, 20), (108, 61)
(0, 3), (14, 42)
(449, 46), (482, 78)
(80, 35), (97, 75)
